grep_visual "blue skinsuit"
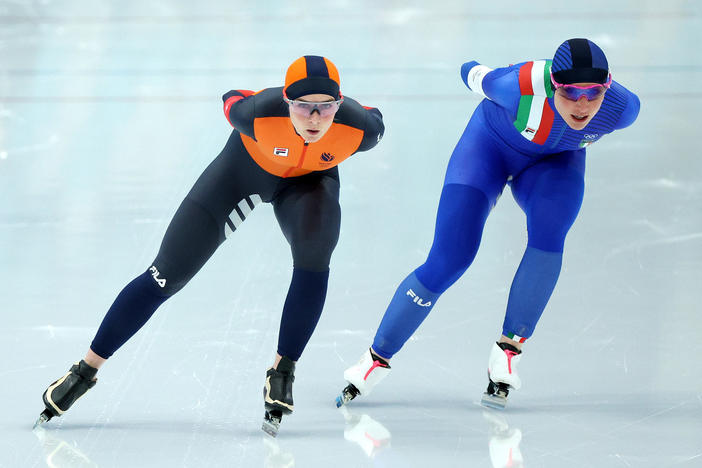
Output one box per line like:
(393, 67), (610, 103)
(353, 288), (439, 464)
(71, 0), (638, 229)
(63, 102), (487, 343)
(372, 59), (640, 358)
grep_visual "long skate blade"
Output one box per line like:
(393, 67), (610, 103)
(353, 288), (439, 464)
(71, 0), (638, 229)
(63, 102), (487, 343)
(262, 411), (281, 438)
(33, 409), (53, 429)
(481, 392), (507, 410)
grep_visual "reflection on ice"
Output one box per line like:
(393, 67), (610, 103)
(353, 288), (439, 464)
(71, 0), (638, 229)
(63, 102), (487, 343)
(339, 406), (391, 458)
(483, 410), (524, 468)
(33, 426), (97, 468)
(263, 437), (295, 468)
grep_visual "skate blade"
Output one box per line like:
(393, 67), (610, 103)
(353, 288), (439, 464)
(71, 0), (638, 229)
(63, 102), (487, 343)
(336, 392), (354, 408)
(33, 409), (53, 429)
(335, 384), (359, 408)
(262, 411), (281, 438)
(480, 392), (507, 410)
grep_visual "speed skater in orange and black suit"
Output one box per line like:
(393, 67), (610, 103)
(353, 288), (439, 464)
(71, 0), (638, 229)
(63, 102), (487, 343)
(36, 55), (384, 436)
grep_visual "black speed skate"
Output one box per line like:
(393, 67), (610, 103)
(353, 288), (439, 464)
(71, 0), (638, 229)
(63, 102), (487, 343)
(35, 360), (98, 428)
(262, 356), (295, 437)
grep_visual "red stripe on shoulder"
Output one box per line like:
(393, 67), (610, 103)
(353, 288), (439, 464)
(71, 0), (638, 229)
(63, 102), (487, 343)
(518, 62), (534, 95)
(223, 96), (244, 126)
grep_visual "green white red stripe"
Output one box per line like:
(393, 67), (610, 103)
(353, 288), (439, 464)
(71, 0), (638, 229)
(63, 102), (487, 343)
(513, 60), (555, 145)
(505, 333), (527, 343)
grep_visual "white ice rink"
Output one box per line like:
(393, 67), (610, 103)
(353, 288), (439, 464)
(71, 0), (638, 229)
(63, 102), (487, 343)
(1, 1), (701, 467)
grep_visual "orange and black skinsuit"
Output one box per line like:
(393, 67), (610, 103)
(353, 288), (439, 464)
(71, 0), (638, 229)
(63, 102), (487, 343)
(88, 86), (384, 364)
(224, 87), (383, 177)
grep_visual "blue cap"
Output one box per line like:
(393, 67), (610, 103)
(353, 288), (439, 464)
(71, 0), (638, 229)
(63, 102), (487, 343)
(552, 38), (609, 84)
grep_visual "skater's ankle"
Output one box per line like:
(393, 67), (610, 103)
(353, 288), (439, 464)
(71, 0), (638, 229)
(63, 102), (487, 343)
(498, 336), (523, 352)
(84, 349), (106, 372)
(369, 348), (390, 367)
(273, 353), (297, 370)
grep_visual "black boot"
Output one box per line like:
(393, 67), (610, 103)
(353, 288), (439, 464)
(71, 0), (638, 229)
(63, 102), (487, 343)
(263, 356), (295, 415)
(37, 360), (98, 425)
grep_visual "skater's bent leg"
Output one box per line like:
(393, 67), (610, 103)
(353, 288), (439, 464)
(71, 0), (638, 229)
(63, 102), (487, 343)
(501, 247), (563, 347)
(504, 151), (585, 344)
(372, 272), (440, 359)
(89, 270), (170, 360)
(372, 184), (492, 359)
(276, 269), (330, 362)
(273, 173), (340, 362)
(90, 196), (227, 359)
(415, 184), (491, 292)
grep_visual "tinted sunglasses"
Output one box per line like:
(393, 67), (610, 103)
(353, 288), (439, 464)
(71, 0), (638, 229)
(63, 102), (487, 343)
(284, 96), (344, 117)
(550, 72), (612, 101)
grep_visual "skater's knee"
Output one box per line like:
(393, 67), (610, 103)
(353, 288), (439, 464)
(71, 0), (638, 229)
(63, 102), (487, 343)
(145, 262), (188, 297)
(524, 173), (583, 252)
(526, 220), (572, 252)
(289, 231), (339, 271)
(415, 258), (467, 294)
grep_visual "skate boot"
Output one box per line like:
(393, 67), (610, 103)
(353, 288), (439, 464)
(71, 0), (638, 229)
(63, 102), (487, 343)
(481, 342), (522, 410)
(262, 356), (295, 437)
(35, 360), (98, 427)
(336, 348), (391, 407)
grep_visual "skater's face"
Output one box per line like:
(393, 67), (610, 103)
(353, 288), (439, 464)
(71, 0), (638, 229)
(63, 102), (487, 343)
(553, 82), (607, 130)
(286, 93), (341, 143)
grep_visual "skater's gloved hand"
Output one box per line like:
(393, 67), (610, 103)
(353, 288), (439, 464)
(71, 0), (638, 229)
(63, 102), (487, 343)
(460, 61), (482, 86)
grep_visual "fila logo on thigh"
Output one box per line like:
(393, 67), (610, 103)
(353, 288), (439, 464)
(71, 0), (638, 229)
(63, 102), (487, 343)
(407, 288), (432, 307)
(149, 265), (167, 288)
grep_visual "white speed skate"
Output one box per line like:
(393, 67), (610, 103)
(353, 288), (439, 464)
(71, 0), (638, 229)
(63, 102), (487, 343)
(481, 342), (522, 410)
(336, 349), (391, 407)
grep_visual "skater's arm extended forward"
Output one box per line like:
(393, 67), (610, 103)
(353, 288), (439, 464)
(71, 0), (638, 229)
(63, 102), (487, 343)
(460, 61), (520, 109)
(222, 89), (257, 137)
(332, 96), (385, 153)
(611, 82), (641, 130)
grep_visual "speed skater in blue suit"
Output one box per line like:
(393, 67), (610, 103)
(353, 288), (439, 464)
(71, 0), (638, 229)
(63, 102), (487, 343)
(337, 38), (640, 409)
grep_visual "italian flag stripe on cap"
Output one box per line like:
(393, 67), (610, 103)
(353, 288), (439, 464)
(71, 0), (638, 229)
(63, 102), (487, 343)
(513, 60), (555, 144)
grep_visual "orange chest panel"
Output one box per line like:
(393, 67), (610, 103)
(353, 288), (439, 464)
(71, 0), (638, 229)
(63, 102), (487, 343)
(241, 117), (364, 178)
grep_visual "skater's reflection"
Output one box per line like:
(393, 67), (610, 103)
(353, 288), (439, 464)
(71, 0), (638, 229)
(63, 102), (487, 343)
(32, 426), (98, 468)
(263, 436), (295, 468)
(482, 410), (524, 468)
(339, 406), (391, 458)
